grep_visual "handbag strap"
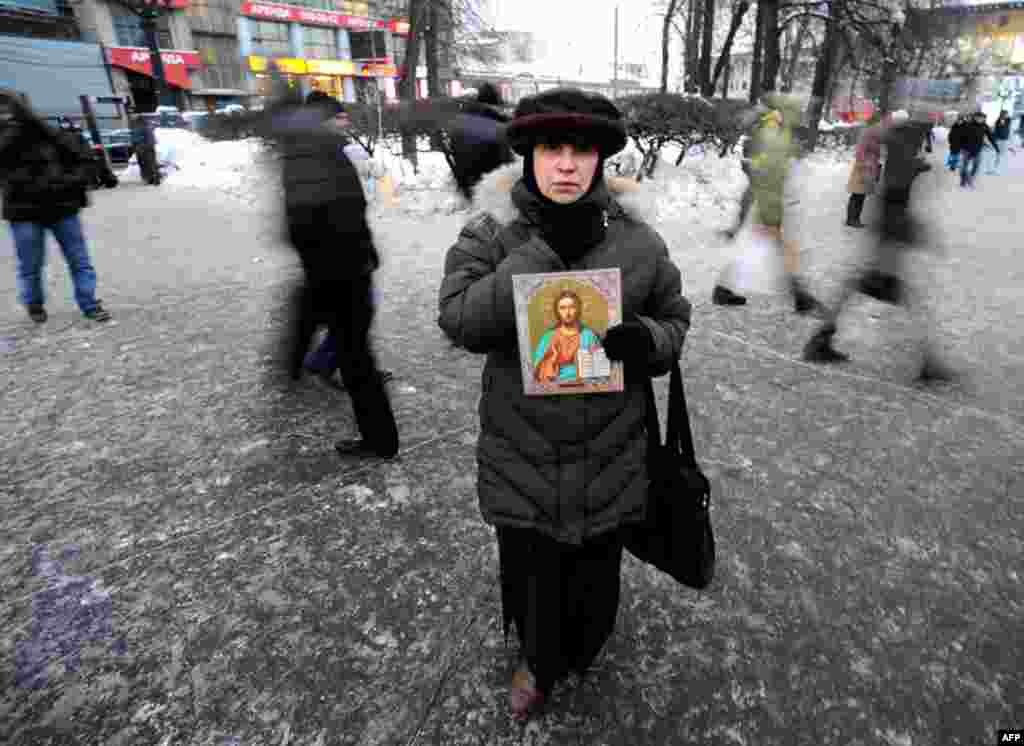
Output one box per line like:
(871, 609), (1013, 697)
(666, 361), (699, 468)
(644, 360), (698, 469)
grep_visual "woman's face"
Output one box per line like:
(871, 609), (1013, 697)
(532, 142), (600, 204)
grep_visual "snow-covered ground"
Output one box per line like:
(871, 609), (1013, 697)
(137, 129), (853, 233)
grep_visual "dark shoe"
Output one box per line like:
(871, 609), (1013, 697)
(718, 229), (738, 242)
(27, 305), (47, 324)
(917, 357), (956, 384)
(845, 219), (865, 228)
(83, 303), (110, 322)
(334, 438), (398, 460)
(794, 290), (824, 316)
(803, 332), (850, 364)
(712, 285), (747, 306)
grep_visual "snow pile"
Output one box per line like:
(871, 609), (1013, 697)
(140, 131), (854, 231)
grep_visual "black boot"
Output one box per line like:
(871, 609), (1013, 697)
(917, 352), (956, 384)
(803, 327), (849, 363)
(712, 285), (747, 306)
(791, 277), (823, 315)
(27, 304), (47, 323)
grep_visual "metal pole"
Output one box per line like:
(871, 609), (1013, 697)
(613, 6), (619, 99)
(141, 9), (169, 111)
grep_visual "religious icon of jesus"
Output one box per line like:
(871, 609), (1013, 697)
(532, 289), (603, 383)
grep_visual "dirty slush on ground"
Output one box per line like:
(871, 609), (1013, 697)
(0, 165), (1022, 745)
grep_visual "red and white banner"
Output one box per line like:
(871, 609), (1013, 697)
(107, 47), (201, 90)
(241, 2), (409, 34)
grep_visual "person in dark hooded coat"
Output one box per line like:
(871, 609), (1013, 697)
(438, 88), (691, 719)
(803, 113), (954, 382)
(0, 89), (110, 323)
(448, 83), (515, 201)
(271, 90), (399, 459)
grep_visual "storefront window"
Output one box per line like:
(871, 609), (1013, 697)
(251, 21), (291, 58)
(350, 30), (389, 60)
(309, 75), (343, 99)
(111, 6), (172, 48)
(304, 27), (338, 60)
(194, 32), (244, 91)
(186, 0), (237, 35)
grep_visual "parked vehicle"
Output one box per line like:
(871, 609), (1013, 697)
(80, 129), (135, 164)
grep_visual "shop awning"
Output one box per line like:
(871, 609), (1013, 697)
(107, 47), (201, 90)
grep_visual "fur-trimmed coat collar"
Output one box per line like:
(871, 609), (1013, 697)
(470, 161), (659, 227)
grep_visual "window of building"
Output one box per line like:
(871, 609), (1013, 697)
(111, 6), (172, 48)
(338, 0), (370, 15)
(186, 0), (239, 36)
(193, 32), (244, 90)
(350, 30), (389, 60)
(304, 27), (338, 59)
(251, 21), (291, 57)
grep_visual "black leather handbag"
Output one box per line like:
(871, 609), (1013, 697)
(624, 361), (715, 590)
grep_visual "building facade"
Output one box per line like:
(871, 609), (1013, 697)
(69, 0), (439, 113)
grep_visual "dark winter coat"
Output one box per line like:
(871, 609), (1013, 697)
(438, 163), (692, 545)
(958, 120), (999, 156)
(947, 121), (965, 153)
(881, 123), (932, 192)
(449, 101), (514, 199)
(993, 116), (1011, 140)
(0, 103), (91, 224)
(270, 106), (378, 274)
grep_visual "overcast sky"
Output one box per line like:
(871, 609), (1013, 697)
(485, 0), (666, 82)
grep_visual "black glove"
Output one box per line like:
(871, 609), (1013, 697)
(601, 321), (654, 365)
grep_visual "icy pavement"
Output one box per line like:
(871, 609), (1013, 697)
(0, 141), (1021, 745)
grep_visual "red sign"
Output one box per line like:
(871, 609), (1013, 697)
(107, 47), (201, 90)
(240, 2), (408, 33)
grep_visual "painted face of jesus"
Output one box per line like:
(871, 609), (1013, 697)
(557, 295), (580, 328)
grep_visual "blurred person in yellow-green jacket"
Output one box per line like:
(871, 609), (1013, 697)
(716, 95), (822, 314)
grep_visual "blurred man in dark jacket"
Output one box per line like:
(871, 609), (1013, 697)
(448, 83), (515, 201)
(804, 114), (952, 382)
(958, 111), (999, 188)
(272, 90), (399, 459)
(0, 89), (110, 323)
(130, 115), (160, 185)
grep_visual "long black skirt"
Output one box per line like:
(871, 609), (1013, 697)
(496, 525), (625, 694)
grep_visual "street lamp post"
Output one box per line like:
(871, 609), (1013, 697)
(114, 0), (176, 112)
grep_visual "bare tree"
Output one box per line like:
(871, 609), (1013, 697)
(698, 0), (717, 95)
(760, 0), (782, 93)
(711, 0), (752, 94)
(661, 0), (683, 92)
(686, 0), (702, 93)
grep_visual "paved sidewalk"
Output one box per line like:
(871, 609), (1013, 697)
(1, 153), (1021, 745)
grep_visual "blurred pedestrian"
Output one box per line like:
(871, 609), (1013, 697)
(959, 111), (999, 189)
(740, 94), (822, 314)
(438, 88), (691, 720)
(0, 89), (111, 324)
(1018, 112), (1024, 148)
(273, 90), (399, 459)
(448, 83), (515, 201)
(845, 114), (884, 228)
(988, 110), (1012, 174)
(803, 113), (953, 382)
(946, 112), (966, 172)
(130, 115), (160, 186)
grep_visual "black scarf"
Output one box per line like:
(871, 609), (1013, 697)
(512, 152), (610, 263)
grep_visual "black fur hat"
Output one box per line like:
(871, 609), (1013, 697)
(506, 87), (627, 157)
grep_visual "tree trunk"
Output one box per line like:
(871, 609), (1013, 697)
(685, 0), (701, 93)
(400, 0), (423, 166)
(760, 0), (781, 94)
(722, 58), (732, 97)
(781, 17), (810, 93)
(698, 0), (715, 96)
(424, 0), (441, 99)
(805, 0), (842, 151)
(749, 0), (765, 103)
(661, 0), (681, 93)
(711, 0), (750, 92)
